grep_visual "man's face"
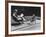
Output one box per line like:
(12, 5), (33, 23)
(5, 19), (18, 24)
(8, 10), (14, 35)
(15, 9), (18, 12)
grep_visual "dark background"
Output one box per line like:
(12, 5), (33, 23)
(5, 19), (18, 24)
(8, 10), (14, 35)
(11, 6), (41, 17)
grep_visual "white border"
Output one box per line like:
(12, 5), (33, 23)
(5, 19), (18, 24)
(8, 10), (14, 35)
(8, 3), (43, 34)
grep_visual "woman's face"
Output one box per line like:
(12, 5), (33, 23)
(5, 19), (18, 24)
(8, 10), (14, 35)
(20, 13), (24, 17)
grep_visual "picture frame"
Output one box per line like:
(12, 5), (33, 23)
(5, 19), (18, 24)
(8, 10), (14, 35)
(5, 1), (45, 36)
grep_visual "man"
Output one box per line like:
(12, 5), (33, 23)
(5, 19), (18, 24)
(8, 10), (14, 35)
(13, 9), (26, 24)
(31, 14), (35, 22)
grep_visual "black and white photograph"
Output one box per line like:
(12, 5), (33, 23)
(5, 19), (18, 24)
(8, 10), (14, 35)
(8, 2), (44, 35)
(11, 6), (41, 31)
